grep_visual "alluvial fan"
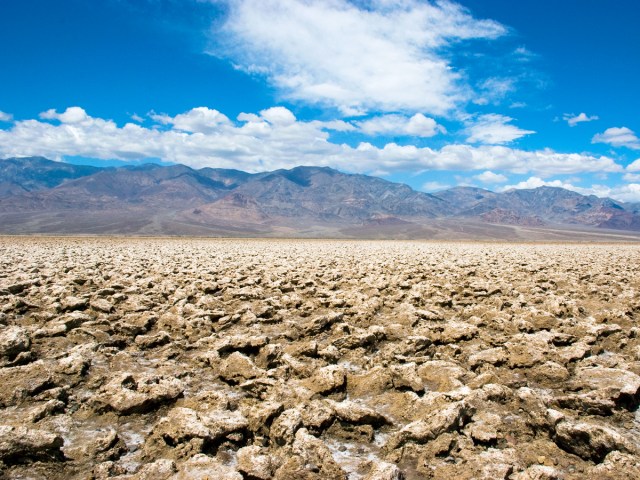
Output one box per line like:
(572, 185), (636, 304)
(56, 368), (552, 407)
(0, 237), (639, 479)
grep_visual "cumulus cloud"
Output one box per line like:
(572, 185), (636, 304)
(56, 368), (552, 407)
(592, 127), (640, 150)
(0, 111), (13, 122)
(211, 0), (506, 115)
(474, 170), (508, 183)
(500, 176), (577, 191)
(257, 106), (297, 126)
(0, 106), (623, 177)
(465, 114), (535, 145)
(150, 107), (232, 133)
(623, 173), (640, 182)
(605, 183), (640, 202)
(627, 159), (640, 172)
(563, 112), (598, 127)
(356, 113), (444, 137)
(39, 106), (90, 124)
(371, 144), (620, 176)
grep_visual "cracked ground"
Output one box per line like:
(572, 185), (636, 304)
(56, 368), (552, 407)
(1, 237), (639, 479)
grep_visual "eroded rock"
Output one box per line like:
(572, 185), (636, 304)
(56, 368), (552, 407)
(554, 420), (633, 462)
(0, 326), (31, 361)
(274, 428), (347, 480)
(91, 373), (183, 414)
(173, 453), (242, 480)
(0, 425), (64, 463)
(1, 238), (639, 480)
(237, 445), (276, 480)
(385, 400), (474, 450)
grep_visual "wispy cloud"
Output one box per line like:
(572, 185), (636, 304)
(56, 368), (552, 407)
(592, 126), (640, 149)
(422, 181), (450, 192)
(465, 114), (535, 145)
(0, 106), (622, 177)
(513, 46), (536, 60)
(211, 0), (506, 116)
(563, 112), (598, 127)
(0, 111), (13, 122)
(473, 77), (516, 106)
(356, 114), (445, 138)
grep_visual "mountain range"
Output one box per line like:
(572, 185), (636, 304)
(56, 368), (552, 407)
(1, 156), (639, 240)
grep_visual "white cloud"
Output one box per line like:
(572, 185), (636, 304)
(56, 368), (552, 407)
(474, 170), (507, 183)
(39, 106), (90, 124)
(592, 127), (640, 150)
(406, 114), (447, 137)
(500, 176), (576, 191)
(258, 106), (297, 126)
(212, 0), (506, 115)
(419, 145), (621, 176)
(0, 111), (13, 122)
(577, 184), (640, 203)
(356, 113), (444, 137)
(309, 119), (355, 132)
(150, 107), (231, 133)
(514, 46), (535, 59)
(501, 176), (640, 203)
(131, 113), (144, 123)
(465, 114), (535, 145)
(0, 106), (623, 177)
(563, 112), (598, 127)
(474, 77), (516, 105)
(627, 159), (640, 172)
(607, 184), (640, 202)
(422, 181), (450, 192)
(623, 173), (640, 182)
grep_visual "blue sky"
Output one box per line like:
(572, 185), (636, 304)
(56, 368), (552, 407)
(1, 0), (639, 201)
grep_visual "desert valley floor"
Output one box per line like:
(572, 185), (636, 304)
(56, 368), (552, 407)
(1, 237), (639, 479)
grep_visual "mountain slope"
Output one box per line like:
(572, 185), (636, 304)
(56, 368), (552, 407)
(498, 187), (631, 229)
(1, 157), (639, 238)
(0, 163), (248, 211)
(0, 157), (100, 197)
(178, 166), (449, 232)
(223, 166), (448, 221)
(434, 185), (634, 229)
(433, 186), (500, 214)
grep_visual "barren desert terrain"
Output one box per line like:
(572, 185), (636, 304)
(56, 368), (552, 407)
(1, 237), (639, 479)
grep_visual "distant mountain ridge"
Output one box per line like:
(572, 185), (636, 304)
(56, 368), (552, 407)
(1, 156), (639, 238)
(0, 157), (101, 198)
(435, 185), (640, 230)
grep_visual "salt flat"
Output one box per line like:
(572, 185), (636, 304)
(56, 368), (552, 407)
(1, 237), (639, 479)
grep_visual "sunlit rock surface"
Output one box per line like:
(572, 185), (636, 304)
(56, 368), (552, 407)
(0, 237), (639, 479)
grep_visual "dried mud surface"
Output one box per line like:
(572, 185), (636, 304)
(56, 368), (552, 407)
(1, 237), (639, 480)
